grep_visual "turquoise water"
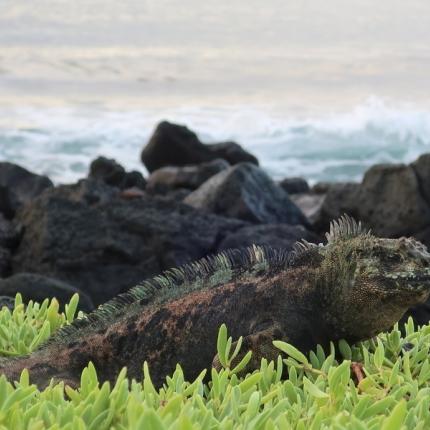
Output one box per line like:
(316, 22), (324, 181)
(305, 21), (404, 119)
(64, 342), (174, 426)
(1, 99), (429, 184)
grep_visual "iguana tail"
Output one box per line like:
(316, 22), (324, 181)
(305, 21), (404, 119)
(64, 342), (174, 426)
(0, 350), (79, 389)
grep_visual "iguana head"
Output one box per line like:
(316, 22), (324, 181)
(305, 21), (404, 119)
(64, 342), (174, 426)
(303, 215), (430, 341)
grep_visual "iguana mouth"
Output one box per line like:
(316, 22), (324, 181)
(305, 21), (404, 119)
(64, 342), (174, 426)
(402, 274), (430, 282)
(381, 271), (430, 292)
(395, 276), (430, 291)
(386, 271), (430, 282)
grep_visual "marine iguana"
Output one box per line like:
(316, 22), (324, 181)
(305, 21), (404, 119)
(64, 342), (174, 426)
(1, 215), (430, 388)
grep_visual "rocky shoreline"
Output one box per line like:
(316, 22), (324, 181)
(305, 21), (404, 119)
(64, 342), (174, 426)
(0, 120), (429, 323)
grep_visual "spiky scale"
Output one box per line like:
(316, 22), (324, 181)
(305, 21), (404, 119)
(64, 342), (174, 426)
(325, 214), (371, 243)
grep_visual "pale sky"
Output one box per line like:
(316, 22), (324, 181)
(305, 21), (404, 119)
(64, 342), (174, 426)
(0, 1), (429, 108)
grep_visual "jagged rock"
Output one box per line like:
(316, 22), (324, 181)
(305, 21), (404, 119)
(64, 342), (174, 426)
(0, 213), (23, 277)
(0, 213), (22, 249)
(0, 162), (53, 217)
(12, 181), (247, 305)
(141, 121), (257, 172)
(291, 193), (326, 225)
(400, 302), (430, 328)
(51, 179), (119, 206)
(122, 170), (147, 190)
(312, 162), (430, 237)
(0, 273), (94, 311)
(415, 226), (430, 249)
(412, 153), (430, 205)
(405, 155), (430, 325)
(146, 159), (229, 194)
(312, 182), (332, 194)
(141, 122), (209, 171)
(207, 141), (258, 166)
(184, 163), (309, 226)
(279, 177), (310, 194)
(89, 156), (146, 190)
(159, 189), (192, 202)
(312, 183), (360, 233)
(356, 164), (430, 237)
(89, 156), (125, 186)
(0, 186), (16, 219)
(120, 187), (146, 199)
(218, 224), (321, 251)
(0, 248), (11, 278)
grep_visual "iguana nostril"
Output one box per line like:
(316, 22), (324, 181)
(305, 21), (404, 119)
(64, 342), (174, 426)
(421, 258), (430, 268)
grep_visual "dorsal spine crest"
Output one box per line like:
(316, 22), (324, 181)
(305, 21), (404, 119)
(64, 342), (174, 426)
(35, 215), (366, 352)
(325, 214), (371, 243)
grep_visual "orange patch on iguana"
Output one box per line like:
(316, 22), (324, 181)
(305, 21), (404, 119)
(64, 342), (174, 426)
(166, 281), (237, 315)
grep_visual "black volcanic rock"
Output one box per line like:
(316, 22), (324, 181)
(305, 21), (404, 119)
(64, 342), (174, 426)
(0, 273), (94, 311)
(0, 213), (22, 250)
(218, 223), (321, 252)
(412, 153), (430, 205)
(146, 159), (229, 194)
(184, 163), (310, 226)
(0, 213), (23, 277)
(89, 156), (146, 190)
(312, 182), (360, 233)
(141, 121), (258, 172)
(0, 162), (53, 217)
(312, 161), (430, 237)
(12, 180), (246, 305)
(0, 248), (11, 278)
(207, 141), (258, 166)
(279, 177), (310, 195)
(354, 163), (430, 237)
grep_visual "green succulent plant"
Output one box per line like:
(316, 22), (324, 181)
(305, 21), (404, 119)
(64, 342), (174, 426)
(0, 294), (429, 429)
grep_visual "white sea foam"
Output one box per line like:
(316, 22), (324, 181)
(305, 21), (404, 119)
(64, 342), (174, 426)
(0, 98), (430, 184)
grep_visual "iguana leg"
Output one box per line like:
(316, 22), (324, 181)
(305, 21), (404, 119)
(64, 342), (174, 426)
(212, 324), (284, 374)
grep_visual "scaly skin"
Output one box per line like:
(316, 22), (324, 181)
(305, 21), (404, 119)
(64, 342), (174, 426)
(1, 216), (430, 388)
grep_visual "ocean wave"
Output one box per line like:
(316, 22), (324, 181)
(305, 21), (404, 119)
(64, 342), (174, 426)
(0, 98), (429, 184)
